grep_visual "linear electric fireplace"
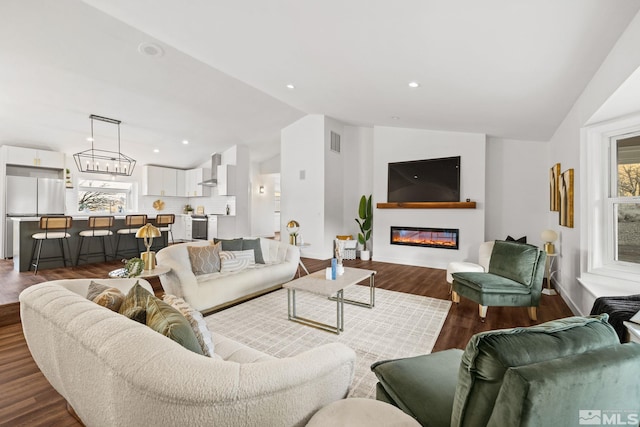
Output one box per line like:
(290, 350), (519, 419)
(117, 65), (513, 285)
(390, 226), (459, 250)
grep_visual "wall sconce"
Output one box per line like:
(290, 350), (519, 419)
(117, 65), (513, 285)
(259, 185), (265, 194)
(136, 223), (161, 270)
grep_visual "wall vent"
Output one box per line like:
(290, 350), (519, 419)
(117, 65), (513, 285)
(330, 131), (341, 153)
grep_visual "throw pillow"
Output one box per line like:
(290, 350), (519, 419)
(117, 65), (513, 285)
(87, 281), (125, 312)
(163, 294), (215, 357)
(505, 235), (527, 244)
(118, 281), (152, 324)
(213, 238), (243, 251)
(145, 295), (204, 355)
(187, 242), (221, 275)
(228, 249), (256, 265)
(220, 257), (251, 273)
(241, 238), (265, 264)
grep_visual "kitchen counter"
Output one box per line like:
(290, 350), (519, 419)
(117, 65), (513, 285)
(10, 215), (171, 272)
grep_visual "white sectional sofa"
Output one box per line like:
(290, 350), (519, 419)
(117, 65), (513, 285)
(20, 279), (356, 427)
(156, 238), (300, 313)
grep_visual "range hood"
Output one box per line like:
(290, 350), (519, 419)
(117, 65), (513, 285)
(198, 153), (222, 187)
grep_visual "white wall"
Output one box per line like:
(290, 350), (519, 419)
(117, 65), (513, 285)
(547, 10), (640, 315)
(341, 126), (374, 242)
(323, 117), (345, 256)
(485, 137), (548, 245)
(372, 126), (486, 269)
(281, 115), (326, 257)
(250, 167), (277, 238)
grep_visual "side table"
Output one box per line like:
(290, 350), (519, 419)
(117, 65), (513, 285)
(296, 243), (311, 276)
(542, 253), (558, 296)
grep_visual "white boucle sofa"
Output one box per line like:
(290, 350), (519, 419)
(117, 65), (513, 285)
(156, 238), (300, 313)
(20, 279), (356, 427)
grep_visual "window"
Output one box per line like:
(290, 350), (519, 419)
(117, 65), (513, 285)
(77, 179), (133, 214)
(583, 115), (640, 284)
(611, 135), (640, 264)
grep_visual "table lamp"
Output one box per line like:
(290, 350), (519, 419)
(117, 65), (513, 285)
(286, 220), (300, 245)
(136, 223), (161, 270)
(541, 229), (558, 254)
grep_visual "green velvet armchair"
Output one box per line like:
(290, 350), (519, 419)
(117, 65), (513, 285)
(371, 315), (640, 427)
(451, 240), (546, 321)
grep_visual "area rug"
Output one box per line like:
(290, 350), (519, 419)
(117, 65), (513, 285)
(205, 286), (451, 398)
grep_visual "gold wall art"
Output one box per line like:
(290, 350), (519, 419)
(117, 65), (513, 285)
(549, 163), (561, 211)
(559, 168), (574, 228)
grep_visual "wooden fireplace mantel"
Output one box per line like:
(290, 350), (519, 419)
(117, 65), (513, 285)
(376, 202), (476, 209)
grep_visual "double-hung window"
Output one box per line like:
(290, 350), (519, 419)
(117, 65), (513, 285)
(584, 115), (640, 286)
(609, 134), (640, 266)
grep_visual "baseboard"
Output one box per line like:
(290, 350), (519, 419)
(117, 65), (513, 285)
(0, 302), (20, 327)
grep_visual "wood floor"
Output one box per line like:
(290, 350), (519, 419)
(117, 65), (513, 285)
(0, 257), (573, 426)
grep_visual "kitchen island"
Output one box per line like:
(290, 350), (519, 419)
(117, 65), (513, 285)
(10, 215), (172, 272)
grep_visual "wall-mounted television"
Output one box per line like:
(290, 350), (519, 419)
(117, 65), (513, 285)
(387, 156), (460, 203)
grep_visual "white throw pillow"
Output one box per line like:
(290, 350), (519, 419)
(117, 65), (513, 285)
(220, 257), (251, 273)
(162, 294), (215, 357)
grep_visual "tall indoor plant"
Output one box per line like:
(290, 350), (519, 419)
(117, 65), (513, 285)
(355, 194), (373, 260)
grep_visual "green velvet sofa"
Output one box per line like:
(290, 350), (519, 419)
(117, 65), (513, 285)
(451, 240), (546, 321)
(371, 315), (640, 427)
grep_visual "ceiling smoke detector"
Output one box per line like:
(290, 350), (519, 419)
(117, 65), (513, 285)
(138, 42), (164, 58)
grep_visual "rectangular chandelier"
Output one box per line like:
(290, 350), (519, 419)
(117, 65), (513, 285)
(73, 114), (136, 176)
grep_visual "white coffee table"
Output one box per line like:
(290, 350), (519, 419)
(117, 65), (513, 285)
(283, 267), (376, 334)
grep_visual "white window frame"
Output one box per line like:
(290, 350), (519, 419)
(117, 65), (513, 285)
(76, 179), (136, 214)
(582, 114), (640, 284)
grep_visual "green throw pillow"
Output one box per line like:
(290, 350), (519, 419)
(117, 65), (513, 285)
(145, 295), (204, 355)
(241, 238), (265, 264)
(213, 238), (243, 251)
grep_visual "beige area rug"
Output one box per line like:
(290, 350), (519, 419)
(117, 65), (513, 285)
(205, 286), (451, 398)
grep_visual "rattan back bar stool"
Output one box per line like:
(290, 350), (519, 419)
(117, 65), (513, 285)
(29, 216), (73, 274)
(75, 216), (115, 266)
(155, 214), (175, 246)
(114, 214), (147, 259)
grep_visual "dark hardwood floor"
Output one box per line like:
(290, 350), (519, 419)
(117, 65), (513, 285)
(0, 257), (573, 426)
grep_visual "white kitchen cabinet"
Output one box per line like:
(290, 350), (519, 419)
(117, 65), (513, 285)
(172, 214), (187, 242)
(142, 165), (178, 196)
(217, 164), (236, 196)
(183, 215), (193, 240)
(207, 216), (218, 240)
(4, 146), (65, 169)
(176, 169), (185, 197)
(184, 168), (210, 197)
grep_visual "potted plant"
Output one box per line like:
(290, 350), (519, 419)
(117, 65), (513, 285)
(355, 194), (373, 260)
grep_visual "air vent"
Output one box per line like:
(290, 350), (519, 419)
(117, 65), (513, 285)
(330, 131), (341, 153)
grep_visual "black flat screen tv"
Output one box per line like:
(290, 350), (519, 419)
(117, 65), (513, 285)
(387, 156), (460, 203)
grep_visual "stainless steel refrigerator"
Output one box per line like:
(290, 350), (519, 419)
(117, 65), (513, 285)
(5, 176), (66, 257)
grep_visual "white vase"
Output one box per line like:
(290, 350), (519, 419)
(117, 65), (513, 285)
(360, 250), (370, 261)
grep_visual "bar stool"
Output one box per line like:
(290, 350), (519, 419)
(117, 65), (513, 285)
(29, 216), (73, 274)
(75, 216), (114, 266)
(114, 214), (147, 259)
(155, 214), (175, 246)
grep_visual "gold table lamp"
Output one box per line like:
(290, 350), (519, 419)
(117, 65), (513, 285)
(136, 223), (161, 270)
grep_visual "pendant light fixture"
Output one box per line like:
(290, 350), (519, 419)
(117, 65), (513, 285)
(73, 114), (136, 176)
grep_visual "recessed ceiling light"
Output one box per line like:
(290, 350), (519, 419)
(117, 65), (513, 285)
(138, 42), (164, 58)
(286, 84), (295, 90)
(408, 81), (420, 88)
(153, 149), (159, 153)
(182, 140), (189, 145)
(86, 137), (94, 142)
(391, 116), (400, 120)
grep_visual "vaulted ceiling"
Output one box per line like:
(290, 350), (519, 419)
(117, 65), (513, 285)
(1, 0), (639, 169)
